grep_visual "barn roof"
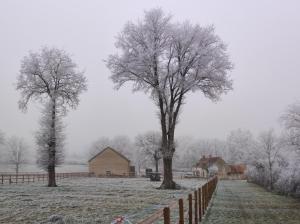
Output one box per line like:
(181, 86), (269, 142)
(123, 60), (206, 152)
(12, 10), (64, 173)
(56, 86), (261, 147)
(88, 147), (130, 163)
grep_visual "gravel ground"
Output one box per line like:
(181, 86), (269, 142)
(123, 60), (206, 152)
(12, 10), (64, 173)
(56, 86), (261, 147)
(203, 180), (300, 224)
(0, 177), (205, 224)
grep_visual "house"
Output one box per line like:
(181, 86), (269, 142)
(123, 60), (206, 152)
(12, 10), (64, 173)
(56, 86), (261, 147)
(193, 155), (229, 178)
(193, 155), (246, 179)
(88, 147), (134, 177)
(227, 164), (247, 179)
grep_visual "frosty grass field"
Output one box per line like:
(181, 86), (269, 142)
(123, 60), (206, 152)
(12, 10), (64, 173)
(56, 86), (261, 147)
(0, 177), (205, 224)
(1, 178), (300, 224)
(203, 181), (300, 224)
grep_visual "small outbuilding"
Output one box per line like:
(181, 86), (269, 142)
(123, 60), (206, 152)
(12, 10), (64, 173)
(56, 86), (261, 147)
(88, 147), (133, 177)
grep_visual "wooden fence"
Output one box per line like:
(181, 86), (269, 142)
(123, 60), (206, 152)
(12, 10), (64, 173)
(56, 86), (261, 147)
(137, 176), (218, 224)
(0, 172), (92, 185)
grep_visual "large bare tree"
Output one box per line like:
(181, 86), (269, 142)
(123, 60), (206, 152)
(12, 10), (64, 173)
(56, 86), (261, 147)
(107, 9), (233, 189)
(16, 47), (87, 187)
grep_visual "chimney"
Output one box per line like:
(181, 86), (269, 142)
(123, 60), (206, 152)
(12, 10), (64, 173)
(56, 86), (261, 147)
(202, 155), (206, 159)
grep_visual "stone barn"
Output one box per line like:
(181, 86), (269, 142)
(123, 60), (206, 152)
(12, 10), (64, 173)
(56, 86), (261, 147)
(88, 147), (133, 177)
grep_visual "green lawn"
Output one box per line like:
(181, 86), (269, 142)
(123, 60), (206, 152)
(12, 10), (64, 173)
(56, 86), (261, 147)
(203, 180), (300, 224)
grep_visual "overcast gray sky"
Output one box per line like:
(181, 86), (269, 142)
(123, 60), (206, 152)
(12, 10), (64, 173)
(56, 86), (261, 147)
(1, 0), (300, 156)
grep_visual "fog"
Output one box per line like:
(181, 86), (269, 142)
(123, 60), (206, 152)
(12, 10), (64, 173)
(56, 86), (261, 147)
(1, 0), (300, 157)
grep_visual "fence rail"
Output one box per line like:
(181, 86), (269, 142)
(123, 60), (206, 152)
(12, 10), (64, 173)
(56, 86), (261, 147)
(137, 176), (218, 224)
(0, 172), (92, 185)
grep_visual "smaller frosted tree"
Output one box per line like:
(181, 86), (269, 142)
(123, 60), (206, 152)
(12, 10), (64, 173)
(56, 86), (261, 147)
(6, 136), (28, 175)
(16, 47), (87, 187)
(135, 131), (162, 173)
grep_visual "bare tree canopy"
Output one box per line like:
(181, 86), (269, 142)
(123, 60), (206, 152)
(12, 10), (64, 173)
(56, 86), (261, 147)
(6, 136), (28, 175)
(16, 47), (87, 187)
(107, 8), (233, 189)
(17, 47), (87, 111)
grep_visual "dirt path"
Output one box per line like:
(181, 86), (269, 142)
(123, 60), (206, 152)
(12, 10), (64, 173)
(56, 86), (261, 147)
(203, 180), (300, 224)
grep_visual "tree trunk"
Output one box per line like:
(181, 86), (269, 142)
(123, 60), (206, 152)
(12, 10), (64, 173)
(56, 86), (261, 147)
(48, 164), (56, 187)
(16, 163), (19, 176)
(155, 159), (159, 173)
(160, 157), (176, 189)
(269, 170), (273, 191)
(48, 99), (57, 187)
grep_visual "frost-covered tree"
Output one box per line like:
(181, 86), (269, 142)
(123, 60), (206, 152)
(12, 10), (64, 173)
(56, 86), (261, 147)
(36, 102), (65, 171)
(107, 9), (233, 189)
(6, 136), (28, 175)
(226, 129), (256, 164)
(275, 149), (300, 197)
(257, 129), (281, 190)
(281, 102), (300, 151)
(135, 131), (162, 173)
(177, 138), (227, 169)
(16, 47), (87, 187)
(89, 137), (111, 157)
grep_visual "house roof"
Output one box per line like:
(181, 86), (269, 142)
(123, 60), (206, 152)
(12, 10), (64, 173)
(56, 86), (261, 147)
(88, 147), (130, 163)
(196, 156), (225, 168)
(228, 164), (246, 174)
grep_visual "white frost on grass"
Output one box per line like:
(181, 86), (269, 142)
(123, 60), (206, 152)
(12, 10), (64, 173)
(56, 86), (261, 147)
(0, 177), (205, 224)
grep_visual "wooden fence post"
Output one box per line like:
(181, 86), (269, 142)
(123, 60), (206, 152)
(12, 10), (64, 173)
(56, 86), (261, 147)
(198, 188), (202, 222)
(188, 194), (192, 224)
(163, 207), (170, 224)
(202, 185), (205, 214)
(179, 198), (184, 224)
(194, 190), (198, 223)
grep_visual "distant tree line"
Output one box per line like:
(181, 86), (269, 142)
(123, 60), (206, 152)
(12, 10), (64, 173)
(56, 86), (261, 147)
(88, 102), (300, 197)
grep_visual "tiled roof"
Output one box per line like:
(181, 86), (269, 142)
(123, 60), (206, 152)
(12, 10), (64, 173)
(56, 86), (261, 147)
(88, 146), (130, 163)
